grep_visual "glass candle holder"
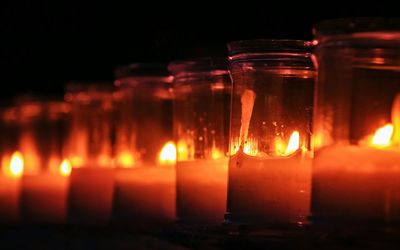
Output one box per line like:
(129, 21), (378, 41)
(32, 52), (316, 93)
(169, 58), (231, 225)
(112, 63), (175, 224)
(6, 98), (71, 224)
(312, 18), (400, 227)
(0, 105), (22, 223)
(65, 83), (116, 225)
(227, 40), (315, 227)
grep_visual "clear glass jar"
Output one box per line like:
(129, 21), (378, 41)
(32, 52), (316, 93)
(64, 83), (115, 168)
(114, 63), (173, 168)
(64, 82), (117, 224)
(169, 58), (231, 224)
(8, 97), (71, 175)
(227, 40), (315, 226)
(312, 18), (400, 227)
(113, 64), (175, 224)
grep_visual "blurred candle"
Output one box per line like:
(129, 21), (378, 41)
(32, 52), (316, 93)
(21, 159), (71, 224)
(15, 100), (71, 224)
(65, 82), (116, 225)
(0, 151), (23, 223)
(311, 18), (400, 227)
(112, 64), (175, 225)
(169, 58), (231, 225)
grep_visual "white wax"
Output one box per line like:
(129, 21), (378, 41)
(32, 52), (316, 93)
(228, 152), (311, 225)
(21, 174), (69, 224)
(0, 176), (20, 223)
(68, 167), (115, 224)
(176, 158), (228, 224)
(113, 166), (175, 224)
(313, 145), (400, 224)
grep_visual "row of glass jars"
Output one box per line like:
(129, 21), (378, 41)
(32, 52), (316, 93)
(1, 18), (400, 228)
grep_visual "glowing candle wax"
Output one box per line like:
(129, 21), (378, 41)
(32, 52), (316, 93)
(312, 123), (400, 225)
(20, 159), (71, 224)
(228, 136), (312, 225)
(68, 166), (115, 225)
(113, 142), (176, 224)
(176, 157), (228, 224)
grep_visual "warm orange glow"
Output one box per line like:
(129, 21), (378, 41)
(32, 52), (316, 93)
(211, 148), (223, 160)
(243, 139), (258, 156)
(97, 154), (111, 167)
(370, 124), (393, 147)
(177, 140), (189, 161)
(9, 151), (24, 177)
(159, 141), (176, 165)
(283, 131), (300, 156)
(70, 156), (84, 168)
(20, 132), (40, 174)
(59, 159), (72, 177)
(116, 151), (135, 168)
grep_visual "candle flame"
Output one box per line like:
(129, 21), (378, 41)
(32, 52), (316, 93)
(70, 156), (84, 168)
(211, 148), (223, 160)
(177, 140), (189, 161)
(59, 159), (72, 177)
(9, 151), (24, 177)
(371, 124), (393, 147)
(284, 131), (300, 156)
(159, 141), (176, 165)
(116, 151), (135, 168)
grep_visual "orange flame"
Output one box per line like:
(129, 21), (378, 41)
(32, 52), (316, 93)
(283, 131), (300, 156)
(159, 141), (176, 165)
(370, 124), (393, 148)
(177, 140), (189, 161)
(8, 151), (24, 178)
(116, 151), (135, 168)
(59, 159), (72, 177)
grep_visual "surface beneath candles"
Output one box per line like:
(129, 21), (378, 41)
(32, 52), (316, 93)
(1, 225), (400, 249)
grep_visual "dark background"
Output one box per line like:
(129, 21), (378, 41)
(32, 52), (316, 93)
(1, 2), (398, 102)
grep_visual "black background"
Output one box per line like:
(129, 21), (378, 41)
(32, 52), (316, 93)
(1, 2), (398, 102)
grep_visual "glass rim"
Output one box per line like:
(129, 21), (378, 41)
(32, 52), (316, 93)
(168, 57), (228, 76)
(313, 17), (400, 38)
(114, 63), (170, 79)
(227, 39), (314, 56)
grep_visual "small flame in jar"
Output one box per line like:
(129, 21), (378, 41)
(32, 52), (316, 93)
(116, 151), (135, 168)
(370, 124), (393, 147)
(283, 131), (300, 156)
(59, 159), (72, 177)
(159, 141), (176, 165)
(9, 151), (24, 177)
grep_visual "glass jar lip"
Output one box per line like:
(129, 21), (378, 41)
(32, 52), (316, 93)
(227, 39), (313, 56)
(168, 57), (228, 76)
(313, 17), (400, 38)
(114, 63), (170, 78)
(65, 81), (114, 93)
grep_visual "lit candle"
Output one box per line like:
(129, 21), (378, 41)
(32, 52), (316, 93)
(65, 82), (116, 225)
(0, 151), (23, 223)
(113, 141), (176, 224)
(228, 133), (312, 225)
(312, 102), (400, 224)
(226, 39), (315, 226)
(20, 158), (71, 224)
(227, 86), (313, 226)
